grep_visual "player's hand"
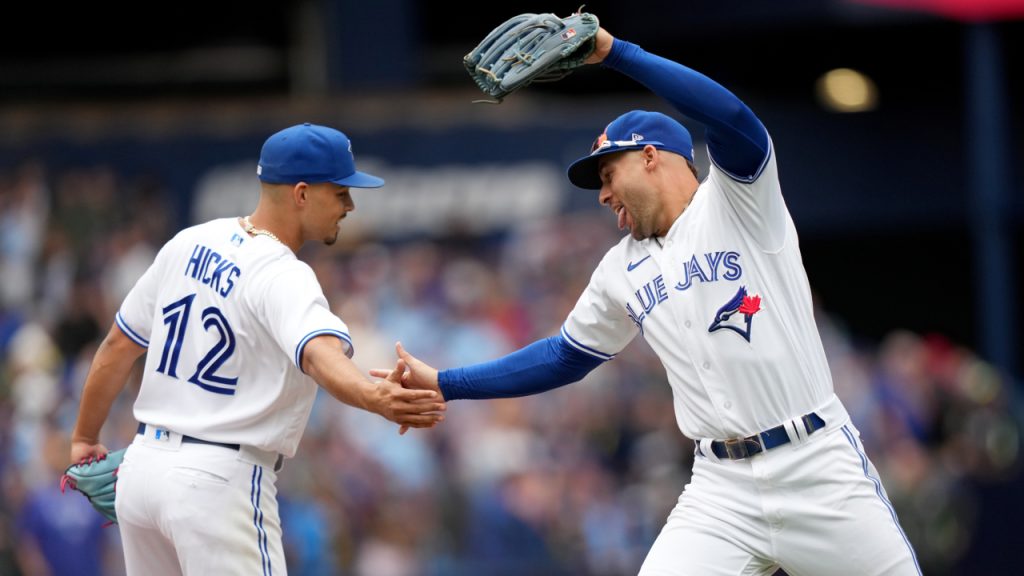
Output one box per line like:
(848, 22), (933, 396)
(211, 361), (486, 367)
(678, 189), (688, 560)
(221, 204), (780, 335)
(370, 357), (446, 433)
(370, 342), (444, 435)
(369, 342), (442, 394)
(70, 440), (109, 466)
(584, 28), (614, 65)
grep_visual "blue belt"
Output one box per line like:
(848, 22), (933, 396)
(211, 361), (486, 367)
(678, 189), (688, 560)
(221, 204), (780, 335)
(707, 412), (826, 460)
(137, 423), (240, 451)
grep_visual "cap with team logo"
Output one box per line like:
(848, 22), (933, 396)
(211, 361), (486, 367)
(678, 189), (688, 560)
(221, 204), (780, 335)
(567, 110), (694, 190)
(258, 123), (384, 188)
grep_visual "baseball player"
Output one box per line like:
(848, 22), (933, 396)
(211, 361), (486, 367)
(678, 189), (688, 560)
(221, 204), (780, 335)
(68, 123), (446, 575)
(384, 26), (921, 575)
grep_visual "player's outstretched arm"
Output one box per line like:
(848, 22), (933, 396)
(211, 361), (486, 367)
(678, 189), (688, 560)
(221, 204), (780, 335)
(302, 335), (446, 429)
(374, 336), (605, 402)
(70, 322), (147, 464)
(599, 33), (769, 180)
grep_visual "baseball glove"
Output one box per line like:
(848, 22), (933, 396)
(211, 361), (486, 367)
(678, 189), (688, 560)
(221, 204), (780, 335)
(463, 9), (600, 102)
(60, 448), (126, 524)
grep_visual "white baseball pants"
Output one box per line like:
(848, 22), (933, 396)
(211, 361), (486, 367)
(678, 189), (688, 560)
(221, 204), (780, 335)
(640, 399), (920, 576)
(115, 430), (285, 576)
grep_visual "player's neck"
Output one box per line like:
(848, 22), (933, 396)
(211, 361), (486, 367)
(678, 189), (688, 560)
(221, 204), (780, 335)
(655, 185), (696, 238)
(244, 211), (299, 253)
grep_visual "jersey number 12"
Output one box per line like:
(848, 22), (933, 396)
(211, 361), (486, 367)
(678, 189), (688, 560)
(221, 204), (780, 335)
(156, 293), (239, 395)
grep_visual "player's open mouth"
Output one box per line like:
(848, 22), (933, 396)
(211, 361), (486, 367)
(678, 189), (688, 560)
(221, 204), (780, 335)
(615, 205), (629, 231)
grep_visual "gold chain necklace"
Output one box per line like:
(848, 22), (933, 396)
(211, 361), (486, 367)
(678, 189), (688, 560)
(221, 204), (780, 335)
(241, 216), (282, 244)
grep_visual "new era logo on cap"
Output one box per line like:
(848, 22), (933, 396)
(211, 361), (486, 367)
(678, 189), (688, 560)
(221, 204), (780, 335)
(258, 123), (384, 189)
(567, 110), (694, 190)
(592, 132), (645, 152)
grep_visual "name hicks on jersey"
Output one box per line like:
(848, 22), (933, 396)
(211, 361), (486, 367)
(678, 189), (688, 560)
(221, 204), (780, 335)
(184, 244), (241, 298)
(627, 250), (743, 332)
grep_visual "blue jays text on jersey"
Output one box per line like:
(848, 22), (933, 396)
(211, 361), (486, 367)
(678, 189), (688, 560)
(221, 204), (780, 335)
(627, 250), (744, 332)
(184, 244), (241, 298)
(627, 274), (668, 332)
(676, 250), (742, 291)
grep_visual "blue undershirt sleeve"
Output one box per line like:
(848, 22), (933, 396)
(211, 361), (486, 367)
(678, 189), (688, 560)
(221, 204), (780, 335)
(438, 335), (606, 400)
(603, 40), (771, 182)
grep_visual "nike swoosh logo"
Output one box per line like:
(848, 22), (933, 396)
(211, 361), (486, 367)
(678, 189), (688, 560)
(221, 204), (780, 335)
(627, 255), (651, 272)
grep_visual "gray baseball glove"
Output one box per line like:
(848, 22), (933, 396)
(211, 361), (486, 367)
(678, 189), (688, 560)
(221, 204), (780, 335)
(61, 448), (126, 524)
(464, 10), (600, 102)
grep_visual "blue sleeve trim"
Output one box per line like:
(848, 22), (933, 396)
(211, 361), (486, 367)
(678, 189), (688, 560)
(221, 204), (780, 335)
(559, 325), (615, 360)
(709, 138), (773, 184)
(115, 312), (149, 348)
(295, 329), (354, 372)
(438, 334), (605, 400)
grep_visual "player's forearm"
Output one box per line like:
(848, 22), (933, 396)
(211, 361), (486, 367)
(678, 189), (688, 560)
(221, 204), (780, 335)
(604, 39), (770, 178)
(302, 335), (402, 416)
(303, 339), (373, 410)
(325, 379), (378, 413)
(304, 339), (445, 429)
(72, 325), (145, 444)
(439, 335), (604, 400)
(603, 40), (757, 136)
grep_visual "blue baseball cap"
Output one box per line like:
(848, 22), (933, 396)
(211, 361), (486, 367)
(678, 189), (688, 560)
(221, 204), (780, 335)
(567, 110), (694, 190)
(257, 123), (384, 188)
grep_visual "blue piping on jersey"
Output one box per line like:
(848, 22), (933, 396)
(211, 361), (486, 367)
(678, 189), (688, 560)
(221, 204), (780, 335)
(294, 329), (353, 372)
(115, 312), (149, 348)
(710, 138), (774, 184)
(250, 465), (271, 576)
(560, 325), (615, 360)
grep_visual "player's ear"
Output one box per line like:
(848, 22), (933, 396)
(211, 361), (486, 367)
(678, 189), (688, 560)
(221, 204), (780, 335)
(291, 182), (309, 206)
(642, 145), (658, 168)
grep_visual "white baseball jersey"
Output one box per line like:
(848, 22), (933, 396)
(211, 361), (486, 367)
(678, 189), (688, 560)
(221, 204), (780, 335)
(563, 140), (835, 441)
(116, 217), (352, 457)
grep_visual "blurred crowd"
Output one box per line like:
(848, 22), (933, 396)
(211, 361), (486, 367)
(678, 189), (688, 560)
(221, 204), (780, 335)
(0, 160), (1019, 576)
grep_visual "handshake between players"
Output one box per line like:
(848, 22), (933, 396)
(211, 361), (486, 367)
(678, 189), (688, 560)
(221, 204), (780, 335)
(370, 343), (446, 435)
(362, 355), (446, 433)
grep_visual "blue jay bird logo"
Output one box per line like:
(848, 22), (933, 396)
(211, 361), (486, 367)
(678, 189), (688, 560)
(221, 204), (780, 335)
(708, 286), (762, 342)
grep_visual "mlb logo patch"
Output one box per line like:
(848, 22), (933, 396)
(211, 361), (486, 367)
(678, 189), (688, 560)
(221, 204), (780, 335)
(561, 28), (577, 40)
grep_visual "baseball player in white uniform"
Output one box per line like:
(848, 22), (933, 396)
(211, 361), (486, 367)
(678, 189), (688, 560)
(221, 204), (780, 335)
(385, 26), (921, 575)
(69, 123), (446, 575)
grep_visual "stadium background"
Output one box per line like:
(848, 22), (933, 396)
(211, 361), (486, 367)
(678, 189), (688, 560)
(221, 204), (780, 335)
(0, 1), (1021, 574)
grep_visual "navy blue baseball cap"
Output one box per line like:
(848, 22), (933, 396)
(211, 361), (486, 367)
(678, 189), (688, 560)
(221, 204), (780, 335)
(567, 110), (694, 190)
(258, 123), (384, 188)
